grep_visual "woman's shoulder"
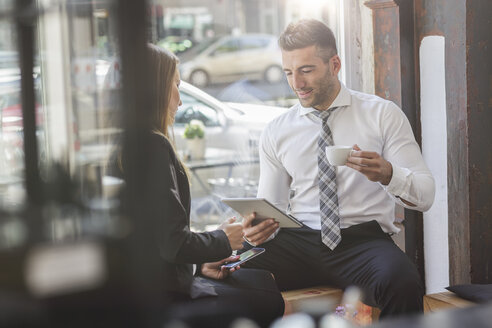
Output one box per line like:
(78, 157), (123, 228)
(149, 131), (174, 151)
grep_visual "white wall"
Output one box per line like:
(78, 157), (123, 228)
(359, 0), (374, 94)
(339, 0), (375, 94)
(420, 36), (449, 294)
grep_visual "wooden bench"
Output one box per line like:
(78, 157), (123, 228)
(423, 292), (475, 313)
(282, 286), (343, 315)
(281, 286), (380, 325)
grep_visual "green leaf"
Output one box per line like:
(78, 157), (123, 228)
(183, 120), (205, 139)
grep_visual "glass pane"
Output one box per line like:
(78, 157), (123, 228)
(240, 36), (270, 50)
(176, 91), (220, 127)
(212, 39), (240, 55)
(0, 0), (13, 12)
(0, 7), (26, 212)
(151, 0), (345, 231)
(34, 0), (123, 241)
(0, 0), (44, 248)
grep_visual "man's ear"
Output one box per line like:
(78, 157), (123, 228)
(331, 55), (342, 75)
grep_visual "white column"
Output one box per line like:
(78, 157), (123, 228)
(420, 35), (449, 294)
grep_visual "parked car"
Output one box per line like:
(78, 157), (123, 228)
(179, 34), (285, 87)
(174, 81), (289, 228)
(174, 81), (288, 154)
(99, 58), (288, 155)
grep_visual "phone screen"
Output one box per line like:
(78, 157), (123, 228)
(223, 248), (265, 269)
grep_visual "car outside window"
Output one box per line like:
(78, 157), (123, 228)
(239, 37), (270, 50)
(211, 39), (239, 56)
(175, 91), (220, 127)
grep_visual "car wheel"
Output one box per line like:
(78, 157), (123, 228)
(264, 65), (284, 83)
(189, 69), (209, 88)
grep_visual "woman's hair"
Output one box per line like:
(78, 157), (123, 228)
(147, 43), (179, 138)
(146, 44), (190, 179)
(109, 44), (189, 179)
(278, 18), (338, 63)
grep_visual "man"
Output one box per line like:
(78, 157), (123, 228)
(240, 19), (435, 318)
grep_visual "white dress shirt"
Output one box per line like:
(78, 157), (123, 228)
(257, 84), (435, 234)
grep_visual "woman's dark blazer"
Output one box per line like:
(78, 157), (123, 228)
(139, 133), (232, 297)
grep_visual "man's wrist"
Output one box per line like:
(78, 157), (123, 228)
(381, 161), (393, 185)
(382, 164), (410, 198)
(243, 235), (256, 246)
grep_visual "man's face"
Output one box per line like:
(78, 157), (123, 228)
(282, 45), (341, 110)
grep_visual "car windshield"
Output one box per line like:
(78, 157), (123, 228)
(193, 36), (221, 55)
(175, 91), (220, 127)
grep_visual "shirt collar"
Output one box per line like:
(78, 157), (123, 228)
(298, 83), (352, 117)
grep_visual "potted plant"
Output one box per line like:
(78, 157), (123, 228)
(183, 119), (206, 159)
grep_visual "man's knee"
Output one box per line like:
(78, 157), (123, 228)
(393, 270), (423, 297)
(378, 264), (423, 306)
(373, 262), (424, 316)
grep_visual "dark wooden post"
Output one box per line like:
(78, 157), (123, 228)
(365, 0), (425, 284)
(412, 0), (492, 284)
(414, 0), (470, 285)
(466, 1), (492, 284)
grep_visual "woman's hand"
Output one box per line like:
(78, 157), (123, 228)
(219, 217), (245, 250)
(201, 255), (241, 280)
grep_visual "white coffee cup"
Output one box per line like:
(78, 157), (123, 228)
(325, 146), (354, 166)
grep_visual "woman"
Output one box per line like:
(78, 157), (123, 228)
(114, 44), (284, 328)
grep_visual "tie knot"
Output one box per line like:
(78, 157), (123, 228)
(313, 108), (336, 121)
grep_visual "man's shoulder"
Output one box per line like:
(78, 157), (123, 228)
(265, 103), (300, 130)
(347, 88), (401, 117)
(348, 88), (392, 106)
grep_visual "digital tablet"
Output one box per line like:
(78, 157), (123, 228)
(221, 198), (302, 228)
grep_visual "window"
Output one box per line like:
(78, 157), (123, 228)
(175, 91), (220, 127)
(153, 0), (359, 230)
(239, 36), (271, 50)
(0, 0), (358, 234)
(0, 51), (18, 69)
(211, 39), (240, 56)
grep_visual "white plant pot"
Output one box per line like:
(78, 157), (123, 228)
(186, 138), (205, 160)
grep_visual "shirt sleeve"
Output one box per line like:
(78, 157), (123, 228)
(257, 125), (292, 209)
(379, 102), (435, 212)
(255, 125), (291, 242)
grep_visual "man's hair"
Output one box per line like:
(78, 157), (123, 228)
(278, 19), (338, 63)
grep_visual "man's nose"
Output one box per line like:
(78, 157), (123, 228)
(179, 98), (183, 106)
(292, 73), (305, 90)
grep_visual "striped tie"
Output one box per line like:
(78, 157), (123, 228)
(314, 108), (341, 250)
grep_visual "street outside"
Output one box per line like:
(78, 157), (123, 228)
(201, 79), (295, 108)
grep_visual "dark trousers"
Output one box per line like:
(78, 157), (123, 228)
(241, 220), (424, 319)
(164, 269), (284, 328)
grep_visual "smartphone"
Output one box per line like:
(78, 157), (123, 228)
(222, 248), (265, 269)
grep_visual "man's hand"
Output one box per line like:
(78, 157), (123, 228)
(219, 217), (244, 251)
(201, 255), (240, 280)
(346, 144), (393, 185)
(242, 212), (279, 246)
(346, 145), (416, 206)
